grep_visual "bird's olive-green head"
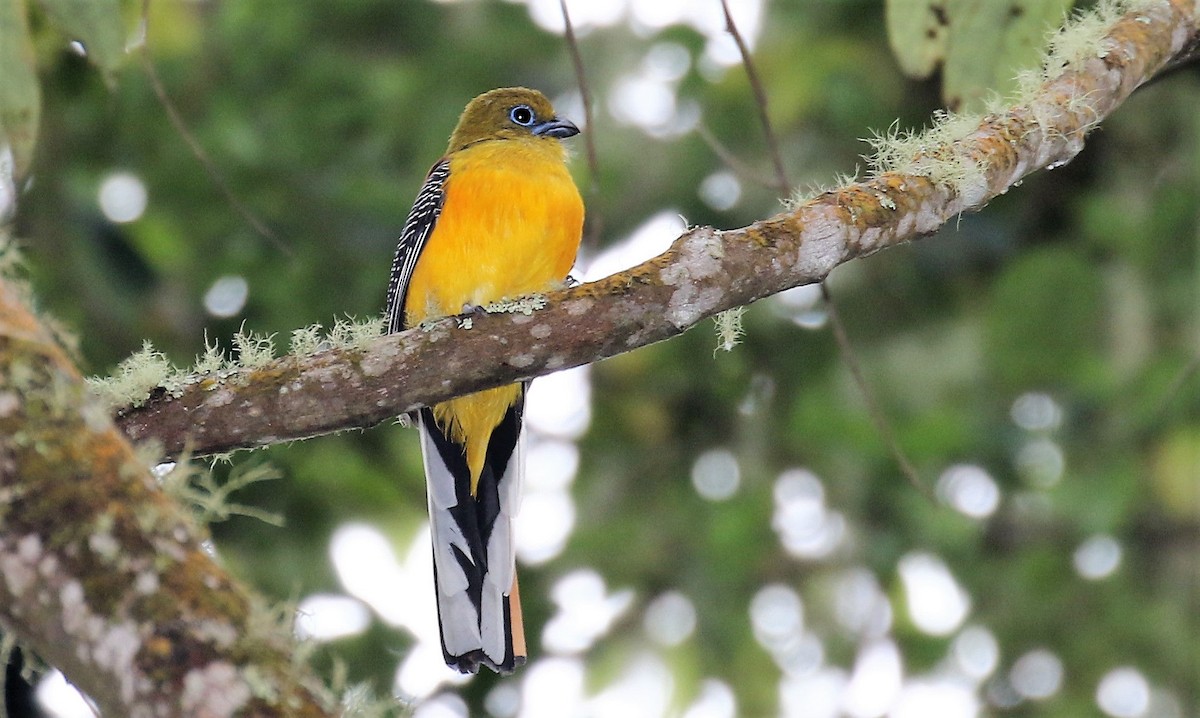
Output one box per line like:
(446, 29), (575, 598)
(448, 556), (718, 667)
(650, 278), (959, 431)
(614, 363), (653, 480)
(447, 87), (580, 154)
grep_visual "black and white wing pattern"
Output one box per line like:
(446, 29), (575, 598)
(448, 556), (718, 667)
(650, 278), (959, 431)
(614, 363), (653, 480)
(385, 159), (450, 333)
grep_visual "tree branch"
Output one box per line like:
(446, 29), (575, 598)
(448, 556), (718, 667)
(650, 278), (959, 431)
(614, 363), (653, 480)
(113, 0), (1200, 460)
(0, 277), (335, 715)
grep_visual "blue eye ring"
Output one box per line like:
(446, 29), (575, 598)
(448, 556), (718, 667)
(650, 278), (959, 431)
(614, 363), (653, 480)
(509, 105), (536, 127)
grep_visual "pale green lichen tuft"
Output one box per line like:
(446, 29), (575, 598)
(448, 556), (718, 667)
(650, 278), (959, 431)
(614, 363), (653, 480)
(289, 323), (325, 356)
(714, 306), (746, 353)
(485, 294), (549, 316)
(328, 316), (386, 351)
(864, 110), (988, 192)
(860, 0), (1151, 197)
(86, 340), (176, 412)
(159, 460), (284, 527)
(232, 329), (276, 369)
(193, 333), (227, 375)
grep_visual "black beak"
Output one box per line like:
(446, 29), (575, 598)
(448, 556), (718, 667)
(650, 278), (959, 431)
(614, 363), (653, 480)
(532, 117), (580, 138)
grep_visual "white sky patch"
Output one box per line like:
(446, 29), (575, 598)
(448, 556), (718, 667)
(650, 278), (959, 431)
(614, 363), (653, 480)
(832, 567), (893, 639)
(37, 670), (95, 718)
(889, 677), (979, 718)
(526, 365), (591, 439)
(521, 0), (626, 34)
(542, 569), (634, 654)
(750, 583), (803, 649)
(485, 682), (522, 718)
(1010, 648), (1064, 700)
(294, 593), (371, 641)
(682, 679), (737, 718)
(780, 668), (848, 718)
(773, 468), (845, 559)
(515, 489), (576, 565)
(98, 171), (147, 223)
(204, 274), (249, 318)
(580, 210), (684, 281)
(842, 640), (903, 718)
(643, 590), (697, 647)
(898, 552), (971, 637)
(610, 72), (677, 130)
(330, 522), (470, 699)
(1096, 667), (1151, 718)
(519, 657), (586, 718)
(523, 437), (579, 492)
(587, 652), (674, 718)
(936, 464), (1001, 519)
(1074, 534), (1123, 580)
(412, 693), (468, 718)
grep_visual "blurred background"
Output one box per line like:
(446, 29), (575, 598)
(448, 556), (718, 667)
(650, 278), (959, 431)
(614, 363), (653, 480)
(8, 0), (1199, 716)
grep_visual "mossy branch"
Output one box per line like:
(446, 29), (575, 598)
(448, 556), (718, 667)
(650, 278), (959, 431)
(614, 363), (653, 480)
(112, 0), (1200, 459)
(0, 277), (338, 715)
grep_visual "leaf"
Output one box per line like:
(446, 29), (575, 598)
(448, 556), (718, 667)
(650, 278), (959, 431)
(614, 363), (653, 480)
(885, 0), (952, 79)
(35, 0), (127, 81)
(943, 0), (1075, 110)
(0, 0), (41, 180)
(885, 0), (1076, 110)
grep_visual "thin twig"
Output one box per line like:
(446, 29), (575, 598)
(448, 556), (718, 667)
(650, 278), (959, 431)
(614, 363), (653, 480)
(1152, 353), (1200, 423)
(138, 0), (290, 257)
(558, 0), (605, 255)
(695, 122), (789, 193)
(558, 0), (598, 185)
(720, 0), (789, 193)
(721, 1), (927, 500)
(821, 284), (933, 502)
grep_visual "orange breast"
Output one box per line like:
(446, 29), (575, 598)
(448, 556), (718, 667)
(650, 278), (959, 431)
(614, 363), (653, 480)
(404, 140), (584, 326)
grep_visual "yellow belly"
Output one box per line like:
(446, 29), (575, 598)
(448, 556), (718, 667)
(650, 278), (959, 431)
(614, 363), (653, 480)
(406, 139), (584, 490)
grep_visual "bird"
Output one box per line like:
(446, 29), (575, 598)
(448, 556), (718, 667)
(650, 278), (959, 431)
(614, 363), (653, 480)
(384, 87), (584, 674)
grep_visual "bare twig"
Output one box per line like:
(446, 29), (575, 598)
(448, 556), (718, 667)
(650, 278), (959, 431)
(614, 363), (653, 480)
(558, 0), (598, 185)
(720, 0), (789, 193)
(696, 121), (789, 193)
(821, 284), (933, 500)
(558, 0), (605, 255)
(138, 0), (290, 256)
(722, 0), (925, 498)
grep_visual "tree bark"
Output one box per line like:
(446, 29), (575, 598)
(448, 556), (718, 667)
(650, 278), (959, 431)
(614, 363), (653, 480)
(0, 277), (335, 716)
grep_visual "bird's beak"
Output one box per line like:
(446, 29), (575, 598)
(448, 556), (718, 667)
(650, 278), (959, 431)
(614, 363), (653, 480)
(532, 117), (580, 138)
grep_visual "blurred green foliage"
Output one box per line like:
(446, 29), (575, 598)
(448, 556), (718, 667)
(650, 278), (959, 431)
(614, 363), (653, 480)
(4, 0), (1198, 716)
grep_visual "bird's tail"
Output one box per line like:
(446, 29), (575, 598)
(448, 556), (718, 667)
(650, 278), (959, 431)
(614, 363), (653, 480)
(418, 398), (526, 674)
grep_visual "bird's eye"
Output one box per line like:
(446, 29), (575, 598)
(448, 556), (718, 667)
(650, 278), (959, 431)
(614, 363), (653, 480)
(509, 105), (535, 127)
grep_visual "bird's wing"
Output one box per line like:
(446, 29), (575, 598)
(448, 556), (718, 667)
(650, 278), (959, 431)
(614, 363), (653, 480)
(385, 159), (451, 333)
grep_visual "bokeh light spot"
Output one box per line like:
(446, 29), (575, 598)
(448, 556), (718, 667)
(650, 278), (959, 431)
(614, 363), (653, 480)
(1073, 534), (1122, 580)
(936, 464), (1001, 518)
(898, 552), (970, 636)
(643, 590), (697, 647)
(691, 448), (741, 501)
(203, 275), (249, 318)
(98, 171), (147, 223)
(294, 593), (370, 641)
(1096, 666), (1151, 718)
(1010, 648), (1064, 700)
